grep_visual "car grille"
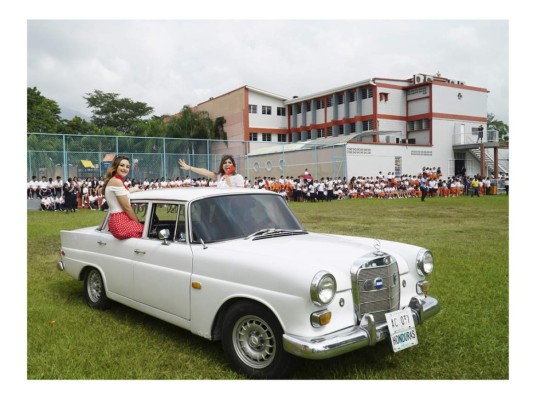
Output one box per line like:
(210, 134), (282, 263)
(351, 253), (400, 323)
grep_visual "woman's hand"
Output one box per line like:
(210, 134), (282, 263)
(178, 159), (190, 171)
(221, 175), (234, 187)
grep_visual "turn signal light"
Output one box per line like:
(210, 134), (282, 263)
(311, 310), (332, 327)
(417, 280), (431, 295)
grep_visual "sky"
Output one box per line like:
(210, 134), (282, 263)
(27, 19), (509, 123)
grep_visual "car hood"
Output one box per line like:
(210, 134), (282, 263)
(197, 232), (420, 291)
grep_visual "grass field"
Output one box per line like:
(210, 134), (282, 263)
(26, 194), (509, 380)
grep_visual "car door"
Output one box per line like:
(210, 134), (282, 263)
(131, 202), (193, 320)
(96, 202), (149, 300)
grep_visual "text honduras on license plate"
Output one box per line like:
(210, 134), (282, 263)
(385, 307), (418, 352)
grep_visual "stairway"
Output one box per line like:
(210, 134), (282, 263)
(469, 147), (508, 175)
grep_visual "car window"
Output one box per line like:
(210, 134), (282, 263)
(190, 194), (303, 243)
(133, 203), (149, 224)
(147, 202), (185, 242)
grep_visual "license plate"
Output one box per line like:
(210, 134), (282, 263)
(385, 308), (418, 352)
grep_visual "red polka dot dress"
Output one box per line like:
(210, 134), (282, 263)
(108, 211), (143, 240)
(105, 183), (143, 240)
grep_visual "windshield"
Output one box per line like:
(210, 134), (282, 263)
(190, 193), (304, 243)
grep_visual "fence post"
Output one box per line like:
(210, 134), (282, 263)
(314, 145), (318, 179)
(207, 139), (210, 171)
(163, 137), (167, 179)
(63, 134), (67, 179)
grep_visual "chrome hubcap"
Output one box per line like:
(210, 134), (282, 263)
(87, 271), (102, 303)
(233, 315), (276, 369)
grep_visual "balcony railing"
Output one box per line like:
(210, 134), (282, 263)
(453, 129), (498, 146)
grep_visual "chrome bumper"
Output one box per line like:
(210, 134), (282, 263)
(283, 296), (440, 360)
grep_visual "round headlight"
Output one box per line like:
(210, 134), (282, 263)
(416, 249), (434, 276)
(310, 271), (337, 306)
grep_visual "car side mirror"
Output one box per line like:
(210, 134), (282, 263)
(158, 229), (170, 245)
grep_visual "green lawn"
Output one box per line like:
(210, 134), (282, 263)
(27, 194), (509, 380)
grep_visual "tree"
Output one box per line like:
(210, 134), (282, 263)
(27, 87), (63, 133)
(165, 105), (213, 140)
(163, 106), (218, 156)
(213, 116), (228, 143)
(63, 116), (94, 135)
(487, 113), (509, 142)
(84, 90), (154, 135)
(27, 133), (63, 177)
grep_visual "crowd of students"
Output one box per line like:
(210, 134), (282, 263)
(27, 175), (225, 212)
(27, 166), (508, 212)
(251, 167), (508, 201)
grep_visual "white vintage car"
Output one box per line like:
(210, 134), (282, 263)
(58, 188), (440, 378)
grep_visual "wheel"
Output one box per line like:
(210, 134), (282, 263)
(83, 268), (111, 309)
(221, 301), (295, 379)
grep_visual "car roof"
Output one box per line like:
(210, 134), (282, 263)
(129, 187), (276, 202)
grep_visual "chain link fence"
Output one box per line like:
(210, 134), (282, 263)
(27, 133), (349, 182)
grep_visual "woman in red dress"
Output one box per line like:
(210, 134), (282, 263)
(103, 156), (144, 240)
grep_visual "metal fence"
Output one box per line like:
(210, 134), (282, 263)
(27, 133), (348, 182)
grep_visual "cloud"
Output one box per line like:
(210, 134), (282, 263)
(27, 19), (509, 122)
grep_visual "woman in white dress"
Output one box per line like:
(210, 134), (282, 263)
(102, 156), (143, 239)
(178, 155), (244, 188)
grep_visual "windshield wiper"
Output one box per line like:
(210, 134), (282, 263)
(245, 228), (308, 240)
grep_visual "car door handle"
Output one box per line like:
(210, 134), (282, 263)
(97, 241), (107, 246)
(134, 249), (146, 255)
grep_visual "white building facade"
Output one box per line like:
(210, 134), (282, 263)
(194, 73), (498, 179)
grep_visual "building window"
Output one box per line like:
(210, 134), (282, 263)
(263, 133), (272, 142)
(316, 99), (324, 109)
(339, 125), (345, 135)
(262, 106), (272, 115)
(338, 93), (344, 105)
(317, 128), (324, 138)
(297, 132), (302, 141)
(249, 104), (257, 114)
(349, 91), (356, 102)
(379, 92), (389, 102)
(277, 107), (286, 116)
(407, 87), (428, 96)
(327, 96), (333, 107)
(407, 118), (430, 131)
(306, 101), (311, 111)
(363, 120), (374, 131)
(327, 126), (333, 136)
(350, 122), (356, 133)
(277, 134), (288, 142)
(250, 132), (258, 141)
(362, 88), (373, 100)
(296, 104), (302, 114)
(394, 157), (402, 177)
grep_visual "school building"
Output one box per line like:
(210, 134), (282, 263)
(192, 72), (507, 179)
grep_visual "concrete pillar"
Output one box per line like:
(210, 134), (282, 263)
(480, 143), (485, 177)
(494, 147), (499, 178)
